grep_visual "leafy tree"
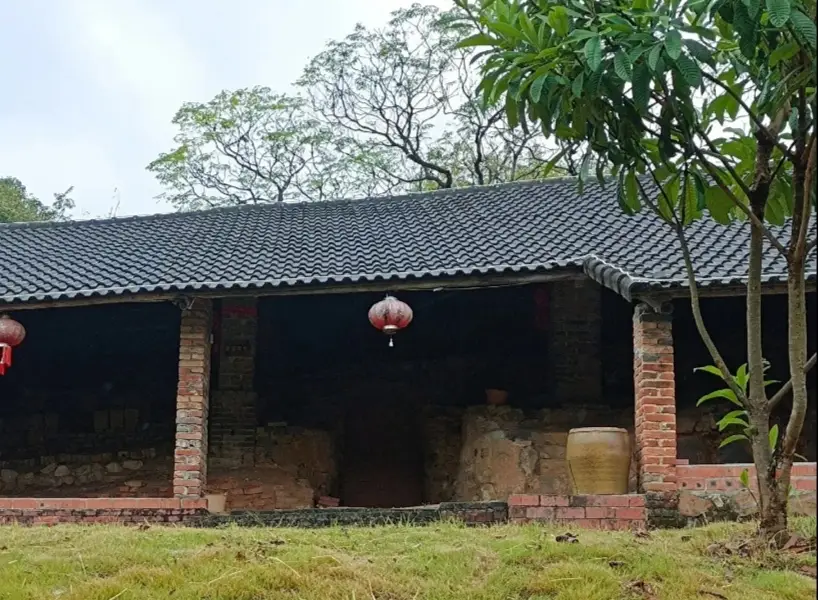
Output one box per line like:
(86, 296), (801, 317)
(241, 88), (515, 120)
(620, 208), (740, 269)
(148, 89), (334, 209)
(0, 177), (74, 223)
(456, 0), (816, 538)
(149, 4), (570, 210)
(299, 3), (566, 190)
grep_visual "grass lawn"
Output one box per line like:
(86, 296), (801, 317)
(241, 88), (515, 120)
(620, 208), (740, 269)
(0, 519), (814, 600)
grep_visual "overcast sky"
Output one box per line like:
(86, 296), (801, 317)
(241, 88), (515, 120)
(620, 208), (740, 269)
(1, 0), (448, 219)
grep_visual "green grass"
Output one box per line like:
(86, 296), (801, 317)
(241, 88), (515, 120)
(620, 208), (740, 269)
(0, 519), (814, 600)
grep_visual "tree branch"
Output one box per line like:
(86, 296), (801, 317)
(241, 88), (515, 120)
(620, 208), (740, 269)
(769, 353), (818, 410)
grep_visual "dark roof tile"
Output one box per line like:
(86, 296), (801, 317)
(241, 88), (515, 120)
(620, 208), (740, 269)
(0, 178), (814, 305)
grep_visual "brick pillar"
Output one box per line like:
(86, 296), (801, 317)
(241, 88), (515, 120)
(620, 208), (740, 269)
(548, 279), (603, 403)
(210, 298), (258, 467)
(633, 303), (677, 493)
(174, 299), (213, 498)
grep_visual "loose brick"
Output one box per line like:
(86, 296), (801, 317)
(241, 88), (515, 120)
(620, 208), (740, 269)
(508, 494), (539, 506)
(540, 495), (570, 507)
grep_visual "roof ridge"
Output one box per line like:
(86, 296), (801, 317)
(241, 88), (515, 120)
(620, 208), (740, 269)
(0, 177), (585, 231)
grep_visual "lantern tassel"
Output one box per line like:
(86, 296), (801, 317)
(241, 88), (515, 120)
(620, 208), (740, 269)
(389, 336), (394, 348)
(0, 345), (10, 376)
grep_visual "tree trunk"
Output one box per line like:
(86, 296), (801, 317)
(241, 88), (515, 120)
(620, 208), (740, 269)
(744, 196), (791, 538)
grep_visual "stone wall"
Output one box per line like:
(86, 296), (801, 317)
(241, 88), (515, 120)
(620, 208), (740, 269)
(0, 446), (173, 497)
(450, 405), (638, 501)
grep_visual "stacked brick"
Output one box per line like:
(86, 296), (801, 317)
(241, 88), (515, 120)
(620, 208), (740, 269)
(174, 300), (213, 498)
(509, 494), (646, 530)
(633, 304), (677, 493)
(0, 497), (207, 525)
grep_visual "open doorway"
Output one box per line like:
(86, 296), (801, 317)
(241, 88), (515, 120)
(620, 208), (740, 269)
(341, 389), (424, 507)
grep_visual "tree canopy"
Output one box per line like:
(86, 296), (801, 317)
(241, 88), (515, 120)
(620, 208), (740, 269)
(0, 177), (74, 224)
(148, 4), (572, 210)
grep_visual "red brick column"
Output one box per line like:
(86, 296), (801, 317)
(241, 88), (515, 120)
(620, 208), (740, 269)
(174, 299), (213, 498)
(633, 303), (677, 493)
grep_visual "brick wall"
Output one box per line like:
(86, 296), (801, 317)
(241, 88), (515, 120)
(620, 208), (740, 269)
(0, 497), (207, 525)
(676, 462), (817, 522)
(174, 299), (212, 498)
(547, 279), (603, 403)
(210, 299), (259, 467)
(508, 494), (646, 530)
(677, 462), (817, 493)
(633, 303), (677, 493)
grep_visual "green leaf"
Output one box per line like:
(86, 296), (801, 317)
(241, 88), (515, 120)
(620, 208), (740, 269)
(647, 44), (663, 71)
(769, 424), (779, 452)
(735, 363), (749, 391)
(569, 29), (600, 41)
(705, 185), (734, 224)
(765, 0), (791, 27)
(486, 21), (524, 40)
(675, 53), (703, 88)
(720, 433), (749, 448)
(572, 72), (585, 98)
(684, 39), (714, 64)
(504, 92), (519, 128)
(614, 50), (633, 81)
(665, 30), (683, 60)
(529, 76), (547, 103)
(585, 36), (603, 71)
(456, 33), (501, 48)
(632, 62), (651, 112)
(769, 41), (799, 66)
(718, 414), (750, 431)
(697, 388), (742, 407)
(695, 365), (726, 378)
(744, 0), (762, 17)
(548, 7), (571, 37)
(739, 468), (751, 487)
(618, 168), (641, 214)
(790, 9), (817, 49)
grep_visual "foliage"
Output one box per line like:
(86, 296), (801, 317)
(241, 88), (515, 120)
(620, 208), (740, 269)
(150, 4), (571, 210)
(455, 0), (816, 224)
(456, 0), (816, 537)
(0, 177), (74, 223)
(695, 362), (779, 449)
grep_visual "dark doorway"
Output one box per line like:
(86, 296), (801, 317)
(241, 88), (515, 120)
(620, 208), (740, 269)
(340, 388), (424, 508)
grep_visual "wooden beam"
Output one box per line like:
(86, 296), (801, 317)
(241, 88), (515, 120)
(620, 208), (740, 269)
(1, 270), (583, 312)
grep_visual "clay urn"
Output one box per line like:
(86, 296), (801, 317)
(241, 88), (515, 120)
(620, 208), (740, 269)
(485, 389), (509, 406)
(565, 427), (631, 495)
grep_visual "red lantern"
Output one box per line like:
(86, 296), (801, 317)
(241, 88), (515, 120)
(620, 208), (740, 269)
(368, 295), (413, 347)
(0, 315), (26, 375)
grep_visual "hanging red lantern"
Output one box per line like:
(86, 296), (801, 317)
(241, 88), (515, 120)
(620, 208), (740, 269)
(0, 315), (26, 376)
(368, 295), (413, 347)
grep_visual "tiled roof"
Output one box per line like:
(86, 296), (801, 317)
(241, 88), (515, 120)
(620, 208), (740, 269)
(0, 179), (814, 306)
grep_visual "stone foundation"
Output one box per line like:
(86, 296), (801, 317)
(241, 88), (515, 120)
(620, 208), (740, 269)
(0, 447), (173, 497)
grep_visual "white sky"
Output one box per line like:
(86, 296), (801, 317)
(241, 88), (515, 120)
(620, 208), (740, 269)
(0, 0), (449, 219)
